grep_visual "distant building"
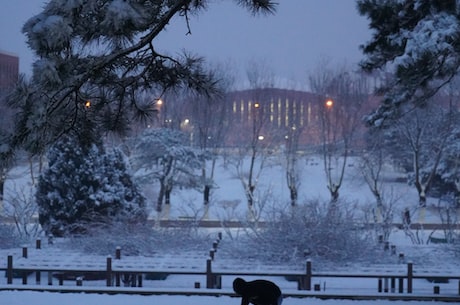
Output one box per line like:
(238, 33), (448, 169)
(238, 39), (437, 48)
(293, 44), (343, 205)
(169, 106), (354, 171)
(141, 87), (379, 151)
(0, 51), (19, 96)
(224, 88), (378, 150)
(225, 88), (323, 148)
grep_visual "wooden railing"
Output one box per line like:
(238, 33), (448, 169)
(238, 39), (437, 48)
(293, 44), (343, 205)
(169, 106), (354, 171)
(1, 237), (460, 301)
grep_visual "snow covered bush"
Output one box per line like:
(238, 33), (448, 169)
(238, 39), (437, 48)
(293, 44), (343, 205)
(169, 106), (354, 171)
(36, 134), (146, 237)
(224, 199), (382, 265)
(4, 183), (42, 239)
(65, 222), (212, 256)
(0, 224), (22, 249)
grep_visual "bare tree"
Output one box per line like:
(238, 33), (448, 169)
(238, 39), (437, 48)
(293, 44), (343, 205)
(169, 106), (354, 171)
(436, 196), (458, 244)
(283, 126), (303, 207)
(359, 131), (401, 242)
(132, 128), (202, 216)
(360, 128), (387, 214)
(231, 60), (275, 219)
(309, 64), (369, 204)
(189, 63), (236, 217)
(384, 102), (454, 208)
(4, 182), (41, 239)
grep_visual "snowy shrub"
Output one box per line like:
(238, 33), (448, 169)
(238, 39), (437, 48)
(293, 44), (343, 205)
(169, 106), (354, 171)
(0, 224), (22, 249)
(224, 199), (383, 265)
(65, 222), (212, 256)
(36, 134), (147, 237)
(4, 182), (42, 239)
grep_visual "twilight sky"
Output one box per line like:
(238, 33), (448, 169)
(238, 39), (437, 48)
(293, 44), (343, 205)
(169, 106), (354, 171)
(0, 0), (371, 88)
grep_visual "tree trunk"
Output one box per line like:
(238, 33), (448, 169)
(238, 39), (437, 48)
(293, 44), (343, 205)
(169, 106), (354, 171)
(289, 186), (297, 207)
(419, 194), (427, 207)
(203, 185), (210, 206)
(165, 185), (172, 206)
(0, 176), (4, 215)
(246, 145), (257, 207)
(328, 184), (339, 204)
(157, 182), (165, 212)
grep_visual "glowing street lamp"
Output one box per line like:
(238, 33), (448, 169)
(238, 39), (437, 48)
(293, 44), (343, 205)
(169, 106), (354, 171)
(325, 98), (334, 109)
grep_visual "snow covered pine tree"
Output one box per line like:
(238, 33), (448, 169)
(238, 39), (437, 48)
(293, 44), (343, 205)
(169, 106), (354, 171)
(36, 134), (146, 237)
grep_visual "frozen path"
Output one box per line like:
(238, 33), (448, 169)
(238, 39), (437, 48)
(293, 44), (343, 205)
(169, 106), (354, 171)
(0, 290), (449, 305)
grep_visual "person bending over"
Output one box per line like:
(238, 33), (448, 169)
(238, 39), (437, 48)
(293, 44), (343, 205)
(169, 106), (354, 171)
(233, 277), (282, 305)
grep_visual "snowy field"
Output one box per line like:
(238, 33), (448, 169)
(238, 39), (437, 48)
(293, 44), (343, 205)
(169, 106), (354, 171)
(2, 155), (460, 304)
(4, 155), (439, 223)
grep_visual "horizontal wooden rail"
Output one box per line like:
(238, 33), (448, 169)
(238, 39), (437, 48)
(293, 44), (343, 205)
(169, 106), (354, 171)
(2, 236), (459, 300)
(3, 253), (460, 297)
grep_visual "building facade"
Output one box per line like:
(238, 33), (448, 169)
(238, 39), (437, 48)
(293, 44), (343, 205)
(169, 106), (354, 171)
(148, 87), (378, 151)
(224, 88), (323, 148)
(0, 51), (19, 96)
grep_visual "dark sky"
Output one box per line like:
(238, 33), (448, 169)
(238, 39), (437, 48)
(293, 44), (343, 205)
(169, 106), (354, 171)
(0, 0), (371, 88)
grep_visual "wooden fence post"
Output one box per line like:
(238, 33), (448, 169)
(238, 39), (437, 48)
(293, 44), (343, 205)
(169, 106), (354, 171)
(304, 259), (312, 291)
(22, 271), (27, 285)
(106, 256), (112, 287)
(206, 258), (213, 288)
(20, 247), (28, 285)
(7, 255), (13, 284)
(115, 247), (121, 287)
(407, 262), (413, 293)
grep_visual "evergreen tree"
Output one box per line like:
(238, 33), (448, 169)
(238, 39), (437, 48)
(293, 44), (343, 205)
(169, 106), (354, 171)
(6, 0), (276, 157)
(357, 0), (460, 126)
(36, 134), (146, 237)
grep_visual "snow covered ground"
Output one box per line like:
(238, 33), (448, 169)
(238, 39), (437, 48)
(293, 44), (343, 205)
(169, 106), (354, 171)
(0, 290), (447, 305)
(4, 155), (441, 223)
(2, 155), (459, 304)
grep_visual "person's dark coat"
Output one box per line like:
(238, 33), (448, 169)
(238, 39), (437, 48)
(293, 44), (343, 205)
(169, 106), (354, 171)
(233, 277), (282, 305)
